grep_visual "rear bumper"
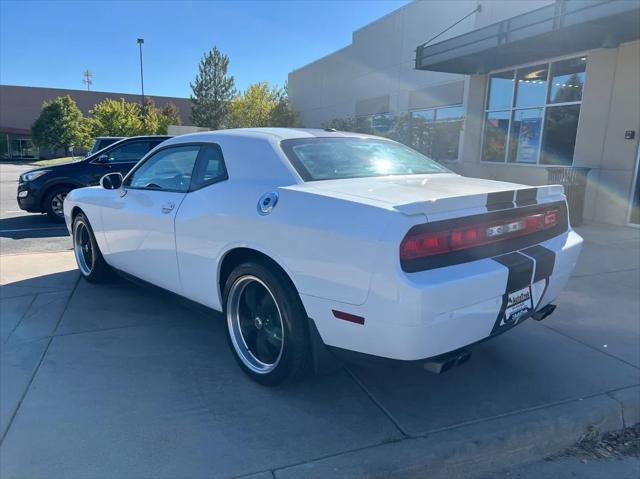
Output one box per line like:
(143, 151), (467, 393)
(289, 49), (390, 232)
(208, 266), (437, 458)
(303, 229), (583, 361)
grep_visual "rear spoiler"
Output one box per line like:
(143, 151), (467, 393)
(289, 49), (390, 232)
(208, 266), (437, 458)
(393, 185), (565, 217)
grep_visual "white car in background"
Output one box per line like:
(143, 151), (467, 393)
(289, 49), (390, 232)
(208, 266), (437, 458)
(63, 128), (583, 385)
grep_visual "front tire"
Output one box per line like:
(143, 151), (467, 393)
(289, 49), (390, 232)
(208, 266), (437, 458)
(72, 213), (112, 283)
(223, 261), (311, 386)
(45, 186), (71, 221)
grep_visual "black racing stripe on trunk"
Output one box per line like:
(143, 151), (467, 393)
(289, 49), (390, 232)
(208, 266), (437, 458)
(490, 252), (535, 335)
(521, 245), (556, 282)
(493, 252), (534, 293)
(486, 190), (515, 211)
(515, 188), (538, 207)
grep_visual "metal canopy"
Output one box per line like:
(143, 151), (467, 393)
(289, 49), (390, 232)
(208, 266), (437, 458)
(415, 0), (640, 74)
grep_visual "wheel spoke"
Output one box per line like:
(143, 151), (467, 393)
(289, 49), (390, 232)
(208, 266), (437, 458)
(255, 329), (275, 363)
(243, 283), (260, 311)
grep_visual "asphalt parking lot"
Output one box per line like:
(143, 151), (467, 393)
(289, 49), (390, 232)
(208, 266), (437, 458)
(1, 161), (639, 478)
(0, 162), (71, 255)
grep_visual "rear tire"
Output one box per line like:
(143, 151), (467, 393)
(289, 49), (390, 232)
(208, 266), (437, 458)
(72, 213), (112, 283)
(44, 186), (71, 221)
(223, 261), (311, 386)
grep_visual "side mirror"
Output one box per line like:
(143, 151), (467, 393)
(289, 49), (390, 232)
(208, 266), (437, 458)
(96, 154), (110, 163)
(100, 172), (123, 190)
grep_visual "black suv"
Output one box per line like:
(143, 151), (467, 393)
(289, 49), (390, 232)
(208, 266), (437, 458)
(17, 136), (171, 220)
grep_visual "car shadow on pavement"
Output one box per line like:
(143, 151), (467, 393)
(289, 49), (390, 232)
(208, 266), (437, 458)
(0, 216), (68, 240)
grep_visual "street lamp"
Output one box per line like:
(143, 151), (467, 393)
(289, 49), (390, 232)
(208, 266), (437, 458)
(137, 38), (145, 111)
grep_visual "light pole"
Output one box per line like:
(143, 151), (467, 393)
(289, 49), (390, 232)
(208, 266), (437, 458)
(137, 38), (145, 113)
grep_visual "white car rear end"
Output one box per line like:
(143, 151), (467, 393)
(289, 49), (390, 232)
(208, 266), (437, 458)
(288, 175), (582, 360)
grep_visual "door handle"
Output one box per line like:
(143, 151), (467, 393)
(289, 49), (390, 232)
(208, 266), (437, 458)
(161, 202), (175, 214)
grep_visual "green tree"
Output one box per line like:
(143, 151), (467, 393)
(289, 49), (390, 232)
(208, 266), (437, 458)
(140, 97), (161, 135)
(157, 102), (181, 134)
(270, 82), (299, 127)
(190, 46), (236, 129)
(31, 95), (90, 154)
(227, 82), (299, 128)
(88, 98), (146, 137)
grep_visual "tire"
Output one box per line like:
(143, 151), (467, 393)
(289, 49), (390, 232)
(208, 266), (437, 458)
(44, 186), (71, 221)
(223, 261), (312, 386)
(72, 213), (113, 283)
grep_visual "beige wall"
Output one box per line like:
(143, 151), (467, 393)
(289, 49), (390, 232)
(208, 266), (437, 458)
(288, 0), (554, 127)
(288, 0), (478, 127)
(0, 85), (191, 133)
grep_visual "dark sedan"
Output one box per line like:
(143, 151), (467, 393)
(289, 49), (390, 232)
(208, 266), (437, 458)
(17, 136), (171, 220)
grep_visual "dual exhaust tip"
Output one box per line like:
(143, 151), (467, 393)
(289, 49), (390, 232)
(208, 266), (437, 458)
(423, 303), (557, 374)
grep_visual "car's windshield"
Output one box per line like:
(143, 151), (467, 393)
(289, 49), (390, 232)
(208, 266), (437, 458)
(280, 137), (450, 181)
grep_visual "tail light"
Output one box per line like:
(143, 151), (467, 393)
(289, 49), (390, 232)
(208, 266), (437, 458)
(400, 208), (560, 261)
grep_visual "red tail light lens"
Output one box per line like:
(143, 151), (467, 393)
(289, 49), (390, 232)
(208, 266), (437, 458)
(399, 231), (449, 260)
(400, 208), (560, 261)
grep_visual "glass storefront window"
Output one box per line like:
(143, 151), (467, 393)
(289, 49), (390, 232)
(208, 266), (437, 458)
(371, 113), (393, 134)
(515, 65), (548, 108)
(541, 104), (581, 165)
(482, 111), (510, 163)
(0, 133), (39, 159)
(548, 57), (587, 104)
(487, 70), (515, 110)
(409, 104), (464, 162)
(482, 56), (586, 165)
(508, 108), (543, 164)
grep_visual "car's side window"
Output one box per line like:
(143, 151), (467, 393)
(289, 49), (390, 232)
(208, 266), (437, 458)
(106, 141), (151, 163)
(125, 146), (200, 192)
(190, 144), (228, 190)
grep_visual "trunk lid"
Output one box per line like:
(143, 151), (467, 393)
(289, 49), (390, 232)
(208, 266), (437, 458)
(289, 174), (564, 216)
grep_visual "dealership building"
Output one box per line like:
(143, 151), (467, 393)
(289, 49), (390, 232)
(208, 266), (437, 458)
(0, 85), (191, 160)
(288, 0), (640, 226)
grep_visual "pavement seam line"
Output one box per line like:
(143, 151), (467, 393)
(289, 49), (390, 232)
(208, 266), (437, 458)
(3, 293), (37, 344)
(342, 364), (410, 438)
(539, 322), (640, 370)
(0, 275), (80, 446)
(570, 267), (640, 279)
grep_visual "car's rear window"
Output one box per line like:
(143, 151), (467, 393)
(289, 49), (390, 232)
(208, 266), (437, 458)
(280, 137), (449, 181)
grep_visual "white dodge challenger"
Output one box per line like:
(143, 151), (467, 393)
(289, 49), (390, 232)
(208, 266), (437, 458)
(64, 128), (583, 385)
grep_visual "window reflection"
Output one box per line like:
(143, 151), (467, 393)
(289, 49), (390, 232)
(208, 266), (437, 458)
(515, 65), (548, 108)
(483, 56), (586, 165)
(487, 70), (515, 110)
(548, 57), (586, 103)
(508, 108), (543, 163)
(541, 104), (581, 166)
(482, 111), (510, 162)
(410, 105), (464, 161)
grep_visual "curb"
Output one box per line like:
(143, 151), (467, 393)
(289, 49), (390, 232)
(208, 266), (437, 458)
(274, 389), (636, 479)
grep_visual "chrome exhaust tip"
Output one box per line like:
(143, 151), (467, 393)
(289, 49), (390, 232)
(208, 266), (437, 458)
(532, 303), (557, 321)
(423, 349), (472, 374)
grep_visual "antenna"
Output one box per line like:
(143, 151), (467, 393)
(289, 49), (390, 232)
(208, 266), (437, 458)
(83, 70), (93, 91)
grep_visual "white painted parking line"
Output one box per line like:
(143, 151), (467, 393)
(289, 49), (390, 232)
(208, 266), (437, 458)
(0, 226), (68, 233)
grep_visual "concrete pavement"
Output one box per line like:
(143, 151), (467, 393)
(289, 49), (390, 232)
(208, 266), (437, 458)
(0, 224), (638, 478)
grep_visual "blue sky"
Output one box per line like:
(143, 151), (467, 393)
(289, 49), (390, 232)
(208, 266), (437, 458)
(0, 0), (410, 98)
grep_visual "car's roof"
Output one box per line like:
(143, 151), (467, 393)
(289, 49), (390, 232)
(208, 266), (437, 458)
(166, 128), (382, 143)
